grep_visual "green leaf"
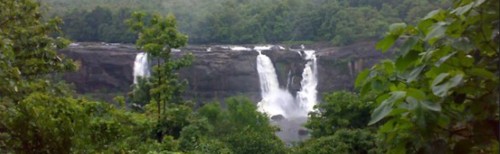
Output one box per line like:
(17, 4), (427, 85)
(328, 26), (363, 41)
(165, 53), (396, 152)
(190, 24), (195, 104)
(369, 91), (406, 125)
(451, 2), (474, 16)
(389, 23), (407, 35)
(435, 51), (457, 67)
(423, 9), (446, 21)
(474, 0), (486, 7)
(432, 73), (450, 86)
(432, 73), (464, 97)
(459, 54), (475, 67)
(369, 102), (392, 126)
(406, 66), (425, 83)
(468, 68), (495, 79)
(399, 37), (418, 56)
(402, 96), (418, 110)
(417, 20), (435, 34)
(425, 22), (447, 45)
(407, 88), (426, 100)
(355, 69), (370, 88)
(396, 49), (419, 71)
(382, 60), (395, 74)
(420, 101), (441, 111)
(451, 38), (474, 50)
(376, 35), (398, 52)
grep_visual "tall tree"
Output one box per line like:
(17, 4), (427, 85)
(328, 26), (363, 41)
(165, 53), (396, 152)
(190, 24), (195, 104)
(127, 12), (193, 142)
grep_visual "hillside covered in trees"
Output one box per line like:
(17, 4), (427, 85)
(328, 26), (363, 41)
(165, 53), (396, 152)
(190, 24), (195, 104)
(43, 0), (449, 45)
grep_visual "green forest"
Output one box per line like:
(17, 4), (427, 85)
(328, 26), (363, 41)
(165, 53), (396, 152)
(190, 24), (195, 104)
(43, 0), (450, 45)
(1, 0), (499, 153)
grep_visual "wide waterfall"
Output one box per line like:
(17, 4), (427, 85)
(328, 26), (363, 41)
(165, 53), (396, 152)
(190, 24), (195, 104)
(256, 49), (318, 118)
(133, 52), (150, 84)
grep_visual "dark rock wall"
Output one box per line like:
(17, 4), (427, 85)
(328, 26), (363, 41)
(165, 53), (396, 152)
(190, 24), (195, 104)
(60, 43), (137, 94)
(59, 41), (391, 103)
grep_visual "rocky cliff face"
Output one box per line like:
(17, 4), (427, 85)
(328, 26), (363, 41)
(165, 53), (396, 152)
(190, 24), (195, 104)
(59, 41), (391, 103)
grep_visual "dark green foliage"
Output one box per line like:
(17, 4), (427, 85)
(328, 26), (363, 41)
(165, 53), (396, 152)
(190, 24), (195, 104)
(180, 97), (287, 153)
(60, 7), (137, 43)
(357, 0), (499, 152)
(46, 0), (449, 45)
(0, 0), (78, 152)
(306, 91), (372, 138)
(129, 77), (152, 111)
(295, 129), (378, 154)
(296, 91), (379, 153)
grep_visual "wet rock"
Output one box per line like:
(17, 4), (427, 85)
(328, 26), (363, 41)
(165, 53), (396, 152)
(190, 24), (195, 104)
(298, 129), (309, 136)
(271, 114), (285, 121)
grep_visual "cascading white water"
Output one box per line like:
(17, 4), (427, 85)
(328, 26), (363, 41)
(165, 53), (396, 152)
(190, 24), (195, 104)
(256, 50), (292, 117)
(133, 52), (150, 84)
(256, 49), (318, 118)
(296, 50), (318, 113)
(256, 51), (280, 95)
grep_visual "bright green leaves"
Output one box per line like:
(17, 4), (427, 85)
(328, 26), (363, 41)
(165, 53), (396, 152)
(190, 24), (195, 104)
(389, 23), (407, 36)
(431, 73), (464, 97)
(376, 35), (398, 52)
(376, 23), (407, 52)
(358, 0), (499, 152)
(369, 91), (406, 125)
(355, 70), (370, 88)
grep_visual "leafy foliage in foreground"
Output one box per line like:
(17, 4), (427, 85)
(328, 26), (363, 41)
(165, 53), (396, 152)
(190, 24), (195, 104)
(294, 92), (380, 154)
(181, 97), (287, 154)
(356, 0), (499, 153)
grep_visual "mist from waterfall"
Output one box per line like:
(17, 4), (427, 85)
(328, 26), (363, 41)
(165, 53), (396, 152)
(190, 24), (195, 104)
(133, 52), (150, 84)
(256, 49), (318, 118)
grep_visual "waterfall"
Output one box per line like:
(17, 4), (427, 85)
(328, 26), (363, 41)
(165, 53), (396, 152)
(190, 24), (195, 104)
(256, 51), (280, 96)
(296, 50), (318, 113)
(133, 52), (150, 84)
(255, 49), (318, 118)
(256, 50), (292, 117)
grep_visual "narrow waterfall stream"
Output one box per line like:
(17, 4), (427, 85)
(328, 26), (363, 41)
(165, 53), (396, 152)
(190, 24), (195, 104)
(133, 52), (150, 84)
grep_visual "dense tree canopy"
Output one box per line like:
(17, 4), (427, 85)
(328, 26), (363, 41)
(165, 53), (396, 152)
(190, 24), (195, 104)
(60, 7), (137, 43)
(294, 91), (380, 154)
(47, 0), (449, 45)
